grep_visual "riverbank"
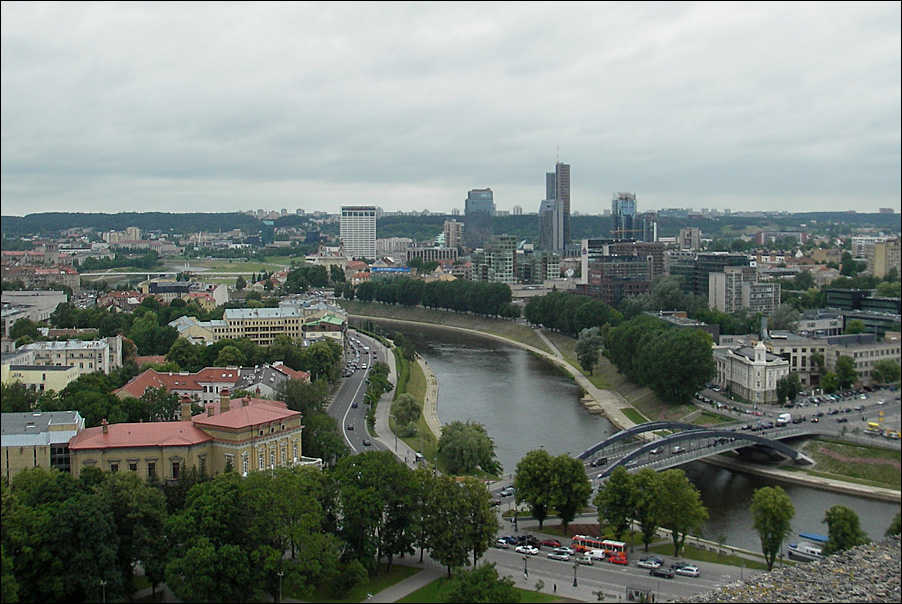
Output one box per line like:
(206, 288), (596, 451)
(346, 304), (902, 502)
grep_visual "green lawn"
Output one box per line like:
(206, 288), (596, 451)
(396, 575), (562, 603)
(801, 438), (902, 489)
(292, 564), (421, 603)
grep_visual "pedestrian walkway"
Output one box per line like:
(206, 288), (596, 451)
(370, 335), (428, 470)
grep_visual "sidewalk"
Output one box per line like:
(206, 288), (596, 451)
(370, 336), (429, 469)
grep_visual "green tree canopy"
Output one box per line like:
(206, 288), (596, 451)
(438, 562), (519, 603)
(822, 505), (869, 555)
(750, 486), (795, 571)
(575, 327), (605, 375)
(593, 466), (633, 540)
(655, 469), (708, 558)
(513, 449), (554, 529)
(437, 421), (502, 476)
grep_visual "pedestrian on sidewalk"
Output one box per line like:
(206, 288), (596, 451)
(554, 583), (557, 593)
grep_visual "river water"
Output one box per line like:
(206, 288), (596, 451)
(382, 322), (900, 552)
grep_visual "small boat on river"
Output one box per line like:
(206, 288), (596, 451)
(787, 532), (828, 562)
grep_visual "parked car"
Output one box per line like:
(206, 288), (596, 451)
(490, 499), (502, 507)
(675, 565), (700, 577)
(495, 539), (509, 549)
(650, 567), (675, 579)
(547, 551), (570, 561)
(540, 538), (562, 548)
(500, 486), (515, 497)
(515, 545), (539, 555)
(499, 536), (517, 545)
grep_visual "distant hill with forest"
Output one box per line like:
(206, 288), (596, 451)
(1, 210), (897, 243)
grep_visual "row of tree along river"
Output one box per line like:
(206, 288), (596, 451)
(383, 322), (898, 553)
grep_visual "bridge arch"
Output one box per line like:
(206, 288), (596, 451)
(596, 428), (809, 478)
(579, 422), (711, 461)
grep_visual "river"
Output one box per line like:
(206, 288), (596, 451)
(382, 322), (900, 552)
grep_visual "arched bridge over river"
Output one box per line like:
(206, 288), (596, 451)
(580, 421), (818, 479)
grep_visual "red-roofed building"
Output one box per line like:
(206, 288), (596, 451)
(68, 390), (319, 479)
(115, 363), (310, 408)
(114, 367), (242, 408)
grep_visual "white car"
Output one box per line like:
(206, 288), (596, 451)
(675, 565), (700, 577)
(637, 558), (662, 569)
(554, 546), (576, 556)
(515, 545), (539, 555)
(547, 551), (570, 561)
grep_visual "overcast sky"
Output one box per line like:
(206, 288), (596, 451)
(2, 2), (900, 218)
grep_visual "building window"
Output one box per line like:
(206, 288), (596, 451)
(293, 442), (299, 461)
(269, 448), (276, 468)
(241, 453), (249, 475)
(129, 461), (138, 472)
(258, 448), (265, 470)
(110, 462), (119, 473)
(172, 461), (180, 479)
(147, 461), (156, 478)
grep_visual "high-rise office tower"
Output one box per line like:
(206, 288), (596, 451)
(611, 193), (637, 240)
(545, 162), (571, 246)
(464, 188), (495, 249)
(537, 197), (564, 253)
(340, 206), (377, 259)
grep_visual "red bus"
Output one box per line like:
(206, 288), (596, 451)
(571, 535), (628, 561)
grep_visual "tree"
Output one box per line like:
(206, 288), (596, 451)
(575, 327), (605, 375)
(593, 466), (633, 540)
(549, 455), (592, 534)
(393, 393), (422, 427)
(438, 563), (519, 603)
(458, 477), (500, 567)
(235, 275), (247, 291)
(844, 319), (865, 335)
(835, 355), (858, 390)
(425, 475), (474, 577)
(750, 486), (795, 571)
(776, 373), (802, 406)
(437, 421), (502, 475)
(886, 512), (901, 537)
(871, 359), (901, 385)
(655, 469), (708, 558)
(768, 304), (800, 332)
(513, 449), (554, 529)
(631, 468), (662, 551)
(214, 344), (246, 367)
(822, 505), (869, 555)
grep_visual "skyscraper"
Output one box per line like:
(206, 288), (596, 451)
(611, 193), (637, 240)
(537, 197), (564, 253)
(464, 188), (495, 249)
(340, 206), (377, 259)
(545, 162), (571, 246)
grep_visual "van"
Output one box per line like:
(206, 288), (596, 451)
(776, 413), (792, 427)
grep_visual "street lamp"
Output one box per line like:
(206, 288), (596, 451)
(100, 580), (107, 604)
(390, 415), (398, 451)
(277, 570), (284, 603)
(573, 558), (578, 587)
(523, 555), (529, 578)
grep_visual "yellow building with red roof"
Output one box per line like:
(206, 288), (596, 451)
(68, 390), (320, 480)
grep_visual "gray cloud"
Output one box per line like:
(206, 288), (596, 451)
(2, 2), (899, 217)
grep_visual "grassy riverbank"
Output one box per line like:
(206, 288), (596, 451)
(339, 300), (553, 354)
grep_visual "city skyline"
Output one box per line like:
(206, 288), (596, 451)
(2, 3), (900, 218)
